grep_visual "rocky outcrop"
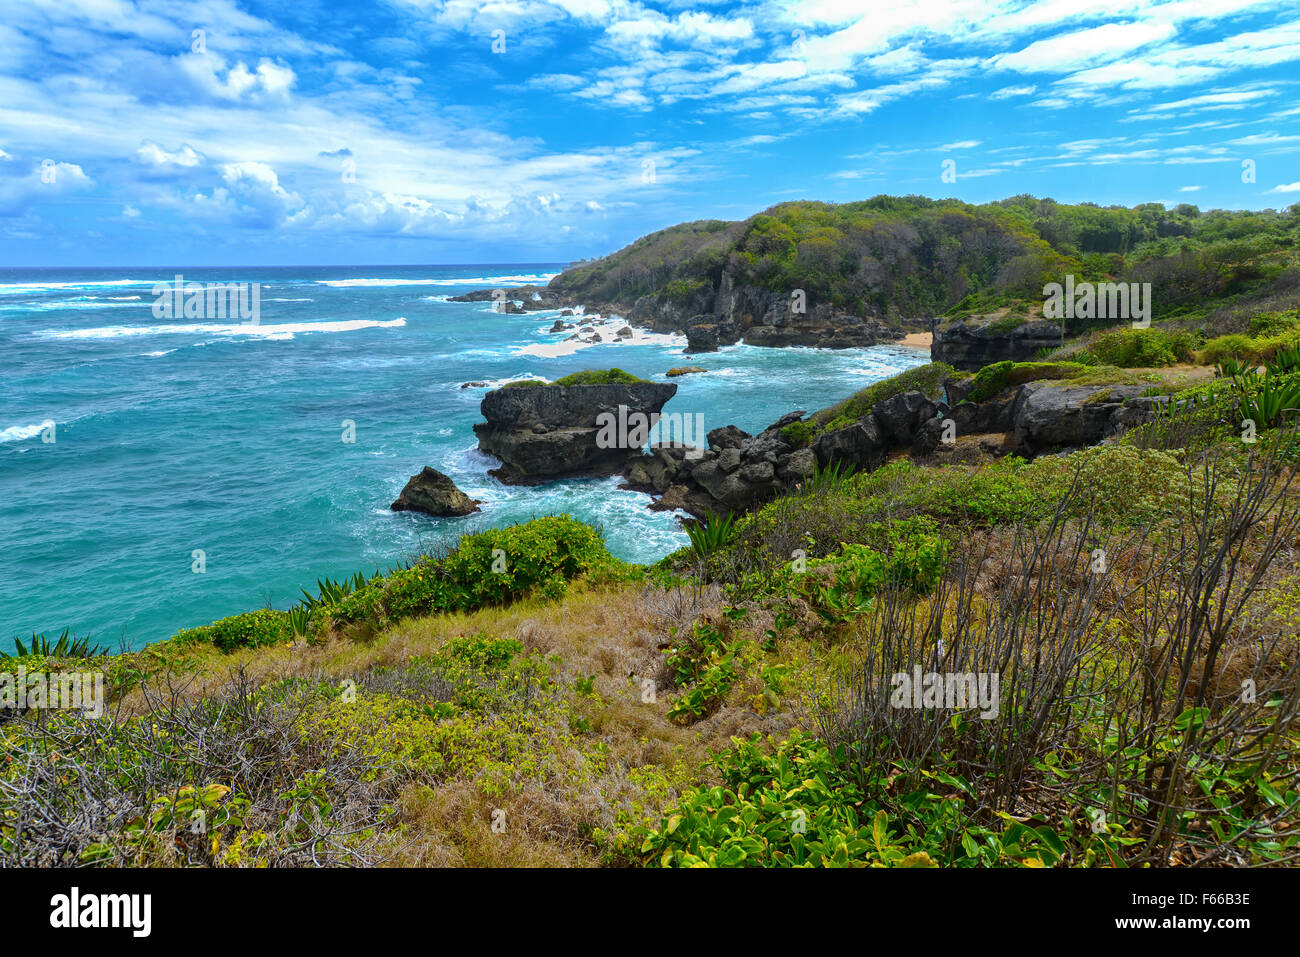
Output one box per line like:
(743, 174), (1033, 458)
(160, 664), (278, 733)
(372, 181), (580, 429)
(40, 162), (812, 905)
(474, 381), (678, 483)
(666, 366), (706, 377)
(627, 376), (1169, 519)
(453, 273), (913, 351)
(932, 319), (1064, 371)
(1011, 382), (1152, 453)
(448, 285), (564, 312)
(391, 467), (481, 517)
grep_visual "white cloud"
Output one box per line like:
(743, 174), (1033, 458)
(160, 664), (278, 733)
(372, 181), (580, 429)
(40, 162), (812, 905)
(1267, 181), (1300, 193)
(136, 141), (204, 168)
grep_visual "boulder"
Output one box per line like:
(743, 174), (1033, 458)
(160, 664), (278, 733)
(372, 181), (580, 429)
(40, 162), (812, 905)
(391, 467), (481, 517)
(707, 425), (750, 450)
(1012, 382), (1150, 453)
(871, 391), (938, 446)
(474, 381), (678, 483)
(812, 415), (886, 469)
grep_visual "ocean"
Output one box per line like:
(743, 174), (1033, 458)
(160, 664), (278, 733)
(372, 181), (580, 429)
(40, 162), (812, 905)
(0, 264), (928, 652)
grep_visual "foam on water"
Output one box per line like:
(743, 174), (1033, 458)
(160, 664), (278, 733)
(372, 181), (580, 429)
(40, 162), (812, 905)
(36, 317), (407, 339)
(1, 264), (929, 651)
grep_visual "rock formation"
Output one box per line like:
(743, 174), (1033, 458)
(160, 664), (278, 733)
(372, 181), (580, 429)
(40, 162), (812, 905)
(391, 467), (481, 517)
(931, 318), (1064, 371)
(474, 381), (678, 483)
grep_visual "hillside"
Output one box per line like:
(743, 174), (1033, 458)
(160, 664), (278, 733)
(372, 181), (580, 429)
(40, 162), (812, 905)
(4, 342), (1299, 867)
(501, 196), (1300, 353)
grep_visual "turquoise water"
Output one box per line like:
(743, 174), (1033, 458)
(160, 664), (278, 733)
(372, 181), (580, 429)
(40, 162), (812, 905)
(0, 265), (928, 651)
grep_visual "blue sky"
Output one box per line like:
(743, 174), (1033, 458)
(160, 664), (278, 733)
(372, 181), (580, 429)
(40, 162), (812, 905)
(1, 0), (1298, 266)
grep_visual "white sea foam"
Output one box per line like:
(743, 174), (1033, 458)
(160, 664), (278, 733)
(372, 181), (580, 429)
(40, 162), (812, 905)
(0, 423), (47, 443)
(517, 325), (684, 358)
(35, 317), (407, 340)
(0, 280), (159, 294)
(141, 349), (177, 357)
(316, 273), (558, 288)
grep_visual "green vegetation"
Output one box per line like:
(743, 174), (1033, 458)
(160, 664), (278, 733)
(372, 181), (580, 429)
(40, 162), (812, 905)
(501, 368), (651, 389)
(1082, 327), (1198, 368)
(550, 195), (1300, 335)
(812, 361), (953, 435)
(163, 515), (624, 653)
(7, 308), (1300, 871)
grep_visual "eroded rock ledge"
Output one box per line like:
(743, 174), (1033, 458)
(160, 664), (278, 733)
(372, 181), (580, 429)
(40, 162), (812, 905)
(473, 381), (678, 484)
(472, 372), (1168, 521)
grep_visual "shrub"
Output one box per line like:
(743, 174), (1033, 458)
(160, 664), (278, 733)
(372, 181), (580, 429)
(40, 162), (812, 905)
(554, 368), (649, 386)
(170, 609), (295, 653)
(968, 361), (1090, 401)
(308, 516), (618, 638)
(779, 420), (814, 447)
(1088, 328), (1180, 368)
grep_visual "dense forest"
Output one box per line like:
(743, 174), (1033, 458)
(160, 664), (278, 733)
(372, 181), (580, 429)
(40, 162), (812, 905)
(550, 195), (1300, 328)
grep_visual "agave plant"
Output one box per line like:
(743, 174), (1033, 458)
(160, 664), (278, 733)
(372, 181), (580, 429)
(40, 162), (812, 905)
(2, 629), (106, 659)
(1266, 346), (1300, 376)
(685, 512), (736, 558)
(300, 571), (370, 610)
(805, 458), (858, 495)
(1238, 373), (1300, 430)
(1215, 356), (1251, 380)
(287, 604), (313, 639)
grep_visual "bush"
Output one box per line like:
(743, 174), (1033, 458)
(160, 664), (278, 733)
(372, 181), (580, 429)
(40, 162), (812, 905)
(1088, 328), (1182, 368)
(169, 609), (295, 653)
(779, 420), (814, 447)
(968, 361), (1089, 402)
(554, 368), (649, 386)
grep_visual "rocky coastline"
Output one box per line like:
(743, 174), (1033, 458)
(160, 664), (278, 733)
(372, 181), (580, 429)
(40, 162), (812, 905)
(461, 370), (1167, 522)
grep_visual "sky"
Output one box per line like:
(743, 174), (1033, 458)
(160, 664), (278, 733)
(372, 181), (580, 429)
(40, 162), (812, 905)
(1, 0), (1298, 266)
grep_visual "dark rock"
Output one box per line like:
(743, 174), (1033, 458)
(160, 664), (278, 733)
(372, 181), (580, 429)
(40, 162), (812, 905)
(872, 391), (939, 446)
(684, 321), (719, 354)
(1013, 382), (1149, 453)
(812, 415), (886, 469)
(474, 381), (678, 483)
(932, 319), (1064, 372)
(707, 425), (750, 450)
(778, 447), (817, 481)
(666, 366), (706, 377)
(460, 381), (488, 389)
(391, 466), (480, 517)
(616, 326), (633, 339)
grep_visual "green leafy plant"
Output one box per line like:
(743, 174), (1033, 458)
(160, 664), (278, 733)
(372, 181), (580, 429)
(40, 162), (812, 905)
(685, 512), (736, 558)
(3, 629), (105, 659)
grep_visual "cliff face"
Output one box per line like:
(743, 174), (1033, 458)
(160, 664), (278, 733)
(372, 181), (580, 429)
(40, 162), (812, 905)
(455, 273), (908, 351)
(931, 319), (1064, 370)
(619, 272), (905, 351)
(474, 382), (678, 483)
